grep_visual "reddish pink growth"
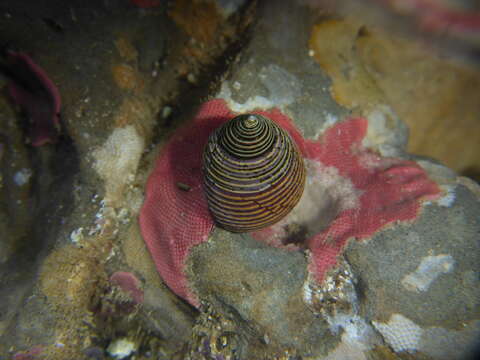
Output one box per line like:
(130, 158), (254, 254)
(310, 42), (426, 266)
(377, 0), (480, 33)
(139, 101), (230, 305)
(140, 99), (440, 305)
(300, 118), (440, 282)
(110, 271), (144, 304)
(13, 346), (44, 360)
(6, 51), (61, 146)
(129, 0), (161, 8)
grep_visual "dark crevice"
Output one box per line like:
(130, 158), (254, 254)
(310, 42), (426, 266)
(148, 2), (257, 149)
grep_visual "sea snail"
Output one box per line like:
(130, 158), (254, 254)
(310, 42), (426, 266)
(203, 113), (306, 233)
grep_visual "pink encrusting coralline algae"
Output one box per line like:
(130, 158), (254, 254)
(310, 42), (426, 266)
(5, 51), (61, 146)
(13, 346), (44, 360)
(375, 0), (480, 34)
(110, 271), (144, 304)
(139, 99), (440, 306)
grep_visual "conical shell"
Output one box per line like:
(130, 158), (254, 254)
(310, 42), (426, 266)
(203, 114), (306, 233)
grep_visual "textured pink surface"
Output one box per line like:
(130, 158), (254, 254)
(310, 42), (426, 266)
(110, 271), (144, 304)
(129, 0), (161, 8)
(140, 99), (440, 305)
(300, 118), (440, 282)
(13, 346), (43, 360)
(6, 51), (61, 146)
(376, 0), (480, 33)
(139, 101), (228, 305)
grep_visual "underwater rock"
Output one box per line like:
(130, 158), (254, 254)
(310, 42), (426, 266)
(1, 0), (479, 358)
(139, 1), (480, 358)
(140, 98), (440, 303)
(346, 184), (480, 359)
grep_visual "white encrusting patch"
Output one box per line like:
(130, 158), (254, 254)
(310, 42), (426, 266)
(218, 64), (301, 112)
(106, 337), (136, 359)
(401, 254), (455, 292)
(13, 168), (32, 186)
(313, 111), (339, 140)
(362, 104), (407, 157)
(262, 159), (361, 246)
(324, 316), (380, 360)
(92, 125), (144, 206)
(372, 314), (423, 353)
(70, 227), (84, 244)
(303, 160), (360, 214)
(307, 161), (360, 211)
(436, 185), (456, 207)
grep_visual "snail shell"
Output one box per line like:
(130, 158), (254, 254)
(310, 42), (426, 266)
(203, 114), (306, 233)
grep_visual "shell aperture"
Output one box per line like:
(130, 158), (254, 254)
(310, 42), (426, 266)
(202, 114), (306, 233)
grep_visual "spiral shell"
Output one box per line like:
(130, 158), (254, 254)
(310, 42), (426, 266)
(203, 114), (306, 233)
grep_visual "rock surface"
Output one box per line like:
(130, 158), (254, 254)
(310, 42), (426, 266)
(0, 0), (479, 359)
(183, 1), (480, 358)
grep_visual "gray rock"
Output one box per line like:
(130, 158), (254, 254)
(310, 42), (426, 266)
(346, 184), (480, 358)
(186, 1), (480, 358)
(187, 229), (339, 357)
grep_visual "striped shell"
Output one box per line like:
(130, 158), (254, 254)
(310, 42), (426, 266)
(203, 114), (306, 233)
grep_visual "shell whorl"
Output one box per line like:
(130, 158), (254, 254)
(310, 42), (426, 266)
(203, 114), (306, 233)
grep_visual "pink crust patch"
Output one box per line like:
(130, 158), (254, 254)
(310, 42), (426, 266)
(376, 0), (480, 33)
(6, 51), (61, 146)
(299, 119), (440, 282)
(129, 0), (161, 8)
(139, 99), (440, 306)
(110, 271), (144, 304)
(13, 346), (44, 360)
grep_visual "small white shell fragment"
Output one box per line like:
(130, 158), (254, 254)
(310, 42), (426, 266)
(437, 185), (456, 207)
(187, 73), (196, 83)
(106, 337), (136, 359)
(70, 227), (84, 244)
(13, 168), (32, 186)
(162, 106), (172, 119)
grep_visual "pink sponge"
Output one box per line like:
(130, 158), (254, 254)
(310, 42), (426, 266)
(139, 101), (228, 305)
(139, 99), (440, 306)
(301, 118), (440, 282)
